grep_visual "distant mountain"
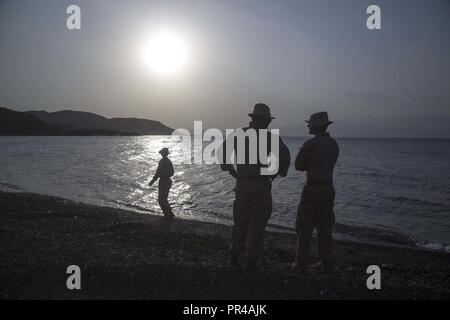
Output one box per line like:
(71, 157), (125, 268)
(28, 110), (174, 135)
(27, 110), (108, 131)
(0, 107), (62, 135)
(0, 107), (173, 136)
(280, 114), (450, 139)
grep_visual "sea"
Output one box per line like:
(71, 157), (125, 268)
(0, 136), (449, 252)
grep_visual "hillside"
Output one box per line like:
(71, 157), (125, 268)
(0, 107), (62, 135)
(28, 110), (174, 135)
(0, 107), (173, 136)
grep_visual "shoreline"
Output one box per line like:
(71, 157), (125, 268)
(1, 191), (449, 299)
(3, 185), (446, 254)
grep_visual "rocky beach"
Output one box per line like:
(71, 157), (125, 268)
(1, 191), (449, 300)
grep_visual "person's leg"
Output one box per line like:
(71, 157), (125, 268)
(158, 179), (173, 216)
(316, 185), (335, 272)
(246, 180), (272, 269)
(295, 217), (313, 271)
(317, 222), (333, 270)
(165, 179), (173, 215)
(229, 181), (250, 267)
(294, 186), (314, 271)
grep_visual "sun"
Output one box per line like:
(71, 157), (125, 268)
(144, 30), (189, 76)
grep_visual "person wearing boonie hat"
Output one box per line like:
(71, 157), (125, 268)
(247, 103), (276, 120)
(221, 103), (291, 271)
(149, 147), (175, 219)
(292, 111), (339, 274)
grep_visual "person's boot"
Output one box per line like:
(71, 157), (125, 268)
(164, 211), (175, 219)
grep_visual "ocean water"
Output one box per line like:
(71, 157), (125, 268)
(0, 136), (449, 252)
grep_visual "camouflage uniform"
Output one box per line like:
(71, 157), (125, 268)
(221, 126), (291, 267)
(231, 177), (273, 264)
(152, 157), (174, 217)
(295, 132), (339, 268)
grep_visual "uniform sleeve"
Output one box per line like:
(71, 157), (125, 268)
(166, 159), (174, 177)
(160, 159), (174, 177)
(152, 160), (163, 180)
(295, 142), (312, 171)
(277, 137), (291, 177)
(219, 132), (235, 172)
(152, 158), (174, 180)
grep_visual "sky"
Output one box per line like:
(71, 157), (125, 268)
(0, 0), (449, 135)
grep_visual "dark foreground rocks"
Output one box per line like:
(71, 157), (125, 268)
(0, 191), (449, 299)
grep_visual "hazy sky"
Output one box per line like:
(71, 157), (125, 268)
(0, 0), (449, 131)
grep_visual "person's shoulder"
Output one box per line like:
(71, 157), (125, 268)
(302, 136), (317, 147)
(268, 129), (283, 141)
(324, 134), (339, 152)
(326, 134), (339, 146)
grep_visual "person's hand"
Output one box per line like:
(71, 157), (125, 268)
(229, 169), (238, 179)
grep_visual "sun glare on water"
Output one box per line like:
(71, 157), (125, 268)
(144, 29), (189, 76)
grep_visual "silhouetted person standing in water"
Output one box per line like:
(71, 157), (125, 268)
(221, 103), (291, 271)
(149, 148), (175, 219)
(293, 112), (339, 274)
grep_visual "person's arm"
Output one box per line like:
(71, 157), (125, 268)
(149, 161), (162, 186)
(277, 137), (291, 177)
(219, 133), (237, 178)
(295, 142), (311, 171)
(221, 164), (237, 178)
(167, 159), (174, 177)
